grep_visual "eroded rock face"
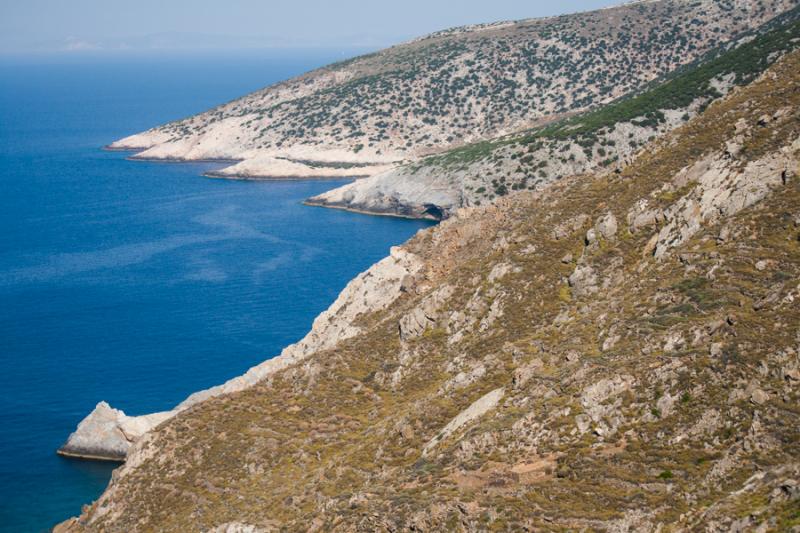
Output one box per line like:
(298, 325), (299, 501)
(60, 246), (424, 461)
(627, 199), (665, 232)
(305, 166), (462, 220)
(651, 141), (799, 258)
(595, 213), (619, 241)
(398, 285), (455, 341)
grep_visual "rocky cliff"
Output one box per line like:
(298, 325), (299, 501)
(57, 47), (800, 532)
(58, 246), (425, 460)
(108, 0), (797, 186)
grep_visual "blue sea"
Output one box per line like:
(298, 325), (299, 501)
(0, 51), (432, 532)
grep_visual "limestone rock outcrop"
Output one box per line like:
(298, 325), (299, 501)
(651, 138), (799, 259)
(398, 285), (454, 341)
(305, 165), (462, 220)
(422, 388), (505, 456)
(58, 402), (171, 461)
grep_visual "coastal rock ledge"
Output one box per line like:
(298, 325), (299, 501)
(58, 402), (171, 461)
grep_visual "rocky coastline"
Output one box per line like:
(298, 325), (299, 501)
(303, 197), (448, 221)
(58, 246), (425, 461)
(53, 26), (800, 532)
(58, 403), (171, 462)
(94, 0), (798, 220)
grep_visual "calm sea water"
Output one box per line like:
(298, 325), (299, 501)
(0, 51), (432, 532)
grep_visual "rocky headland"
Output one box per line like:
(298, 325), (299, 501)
(58, 246), (426, 461)
(77, 0), (800, 460)
(107, 0), (797, 202)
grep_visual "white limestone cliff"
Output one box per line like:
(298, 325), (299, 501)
(59, 246), (424, 460)
(305, 164), (464, 219)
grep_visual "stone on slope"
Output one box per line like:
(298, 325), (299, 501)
(423, 388), (505, 456)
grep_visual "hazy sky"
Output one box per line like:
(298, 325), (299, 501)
(0, 0), (616, 54)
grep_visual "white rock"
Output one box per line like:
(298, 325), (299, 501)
(58, 402), (171, 460)
(652, 147), (796, 259)
(306, 164), (461, 220)
(423, 388), (504, 456)
(595, 213), (619, 241)
(488, 262), (516, 284)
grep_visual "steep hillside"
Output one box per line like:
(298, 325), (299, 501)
(309, 7), (800, 218)
(109, 0), (796, 181)
(57, 48), (800, 532)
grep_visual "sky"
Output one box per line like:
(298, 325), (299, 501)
(0, 0), (616, 54)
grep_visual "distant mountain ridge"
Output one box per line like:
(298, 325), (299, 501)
(109, 0), (798, 184)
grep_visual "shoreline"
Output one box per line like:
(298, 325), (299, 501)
(130, 156), (243, 164)
(204, 172), (366, 181)
(102, 145), (144, 153)
(302, 200), (443, 221)
(57, 234), (431, 464)
(102, 145), (245, 165)
(56, 449), (126, 463)
(104, 145), (384, 182)
(53, 152), (437, 465)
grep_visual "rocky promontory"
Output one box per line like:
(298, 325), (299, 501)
(58, 403), (171, 461)
(107, 0), (797, 196)
(308, 9), (800, 219)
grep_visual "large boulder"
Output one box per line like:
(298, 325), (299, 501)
(568, 264), (599, 296)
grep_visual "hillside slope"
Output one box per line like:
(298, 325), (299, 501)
(309, 7), (800, 218)
(109, 0), (796, 182)
(58, 48), (800, 532)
